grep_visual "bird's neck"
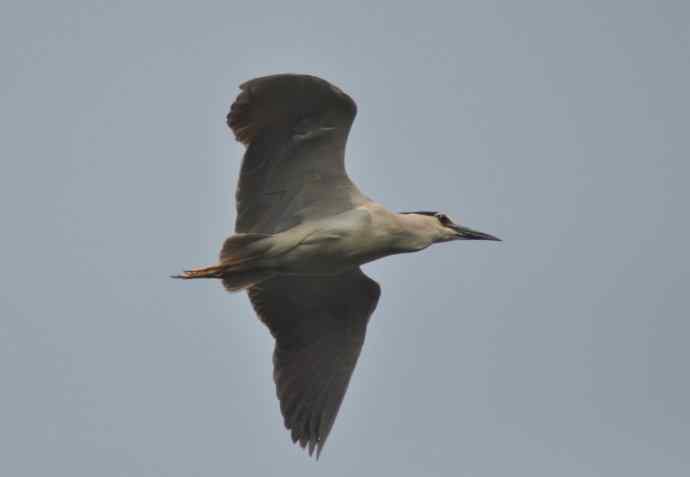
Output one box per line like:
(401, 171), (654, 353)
(391, 213), (436, 253)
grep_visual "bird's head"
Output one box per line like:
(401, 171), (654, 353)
(400, 211), (501, 244)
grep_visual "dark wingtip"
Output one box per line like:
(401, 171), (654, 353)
(227, 74), (356, 146)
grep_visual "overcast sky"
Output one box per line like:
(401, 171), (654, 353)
(1, 1), (688, 475)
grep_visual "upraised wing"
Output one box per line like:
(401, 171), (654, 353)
(228, 74), (367, 234)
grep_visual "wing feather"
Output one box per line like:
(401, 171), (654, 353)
(227, 74), (356, 146)
(228, 74), (366, 234)
(248, 271), (380, 457)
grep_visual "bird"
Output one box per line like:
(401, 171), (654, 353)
(174, 74), (500, 458)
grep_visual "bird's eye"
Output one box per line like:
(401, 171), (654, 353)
(436, 214), (450, 225)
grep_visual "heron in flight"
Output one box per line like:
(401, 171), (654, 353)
(174, 74), (500, 457)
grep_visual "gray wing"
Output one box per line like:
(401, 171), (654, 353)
(227, 74), (380, 457)
(228, 74), (368, 234)
(248, 270), (380, 458)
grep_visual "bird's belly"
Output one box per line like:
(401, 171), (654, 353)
(276, 228), (391, 276)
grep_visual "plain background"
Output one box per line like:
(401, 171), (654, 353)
(1, 1), (688, 475)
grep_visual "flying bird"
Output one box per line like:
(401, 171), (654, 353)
(174, 74), (500, 457)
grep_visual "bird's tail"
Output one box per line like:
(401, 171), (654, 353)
(172, 233), (276, 292)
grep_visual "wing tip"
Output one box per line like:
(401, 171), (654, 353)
(226, 88), (254, 145)
(286, 421), (329, 459)
(226, 74), (357, 146)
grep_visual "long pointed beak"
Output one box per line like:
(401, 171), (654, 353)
(450, 224), (501, 241)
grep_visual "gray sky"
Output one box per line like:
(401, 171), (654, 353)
(1, 1), (688, 475)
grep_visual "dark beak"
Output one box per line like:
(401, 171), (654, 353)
(450, 224), (501, 241)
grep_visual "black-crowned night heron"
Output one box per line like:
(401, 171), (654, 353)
(174, 74), (500, 457)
